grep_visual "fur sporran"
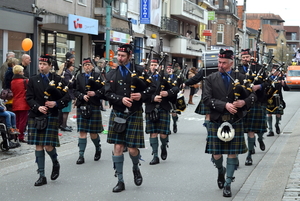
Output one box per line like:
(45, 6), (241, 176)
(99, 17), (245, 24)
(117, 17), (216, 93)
(112, 117), (127, 133)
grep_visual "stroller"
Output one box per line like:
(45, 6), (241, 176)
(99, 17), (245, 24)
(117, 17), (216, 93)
(0, 116), (21, 151)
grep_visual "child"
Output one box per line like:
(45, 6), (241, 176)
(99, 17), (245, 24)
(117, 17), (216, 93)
(0, 99), (20, 135)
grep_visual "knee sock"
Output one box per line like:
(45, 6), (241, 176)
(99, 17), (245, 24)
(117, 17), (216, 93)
(78, 138), (87, 157)
(113, 155), (124, 182)
(150, 137), (158, 157)
(160, 136), (169, 148)
(46, 147), (58, 164)
(257, 133), (264, 142)
(267, 116), (273, 132)
(91, 135), (101, 152)
(247, 136), (255, 157)
(172, 115), (178, 125)
(35, 150), (45, 177)
(212, 155), (224, 174)
(225, 157), (238, 186)
(130, 149), (141, 171)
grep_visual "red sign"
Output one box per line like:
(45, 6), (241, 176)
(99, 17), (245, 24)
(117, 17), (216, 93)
(202, 30), (212, 36)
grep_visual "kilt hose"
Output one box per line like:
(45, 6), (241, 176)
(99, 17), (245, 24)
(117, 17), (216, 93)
(145, 108), (171, 135)
(76, 105), (104, 134)
(243, 103), (267, 133)
(107, 109), (145, 148)
(205, 120), (248, 155)
(195, 98), (210, 115)
(27, 115), (60, 147)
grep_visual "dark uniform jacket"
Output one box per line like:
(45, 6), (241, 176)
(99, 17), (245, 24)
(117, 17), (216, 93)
(74, 71), (106, 107)
(144, 72), (179, 113)
(26, 73), (70, 118)
(203, 71), (257, 122)
(105, 64), (156, 113)
(238, 64), (268, 103)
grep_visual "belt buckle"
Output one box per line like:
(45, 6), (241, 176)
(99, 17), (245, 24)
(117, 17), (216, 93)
(222, 114), (231, 122)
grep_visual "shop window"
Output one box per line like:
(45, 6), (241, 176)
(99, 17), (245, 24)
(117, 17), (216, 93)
(8, 31), (26, 60)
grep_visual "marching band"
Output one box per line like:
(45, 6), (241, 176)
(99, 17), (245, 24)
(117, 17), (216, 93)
(24, 29), (290, 198)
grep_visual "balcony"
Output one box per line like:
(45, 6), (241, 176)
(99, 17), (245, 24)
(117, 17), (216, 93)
(170, 36), (205, 57)
(160, 17), (179, 35)
(170, 0), (208, 25)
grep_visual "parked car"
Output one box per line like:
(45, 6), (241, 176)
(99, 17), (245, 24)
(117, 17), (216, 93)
(286, 65), (300, 89)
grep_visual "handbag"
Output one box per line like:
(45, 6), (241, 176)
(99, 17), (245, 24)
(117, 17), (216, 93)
(80, 105), (91, 119)
(112, 117), (127, 133)
(34, 115), (48, 130)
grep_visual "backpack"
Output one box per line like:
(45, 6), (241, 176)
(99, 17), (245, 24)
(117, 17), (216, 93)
(0, 88), (13, 100)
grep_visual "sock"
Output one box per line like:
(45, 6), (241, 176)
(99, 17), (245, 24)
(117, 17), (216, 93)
(46, 147), (58, 164)
(129, 149), (140, 171)
(78, 138), (87, 157)
(225, 157), (238, 186)
(212, 155), (224, 174)
(35, 150), (45, 177)
(160, 136), (169, 148)
(172, 115), (178, 125)
(257, 133), (264, 142)
(247, 137), (255, 157)
(91, 135), (101, 152)
(267, 116), (273, 132)
(150, 137), (159, 157)
(113, 155), (124, 182)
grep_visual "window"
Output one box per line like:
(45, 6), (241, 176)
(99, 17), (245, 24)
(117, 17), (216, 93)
(112, 0), (127, 18)
(249, 38), (253, 49)
(262, 20), (270, 24)
(78, 0), (86, 4)
(217, 24), (224, 44)
(292, 33), (297, 40)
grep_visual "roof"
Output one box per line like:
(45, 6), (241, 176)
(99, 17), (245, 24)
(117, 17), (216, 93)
(262, 24), (278, 44)
(246, 13), (285, 22)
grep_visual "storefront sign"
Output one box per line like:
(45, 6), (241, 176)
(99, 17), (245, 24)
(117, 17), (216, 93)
(202, 30), (212, 36)
(140, 0), (151, 24)
(208, 11), (215, 21)
(105, 30), (131, 44)
(140, 0), (161, 26)
(68, 14), (98, 35)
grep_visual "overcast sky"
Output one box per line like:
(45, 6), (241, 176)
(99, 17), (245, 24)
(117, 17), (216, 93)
(237, 0), (300, 26)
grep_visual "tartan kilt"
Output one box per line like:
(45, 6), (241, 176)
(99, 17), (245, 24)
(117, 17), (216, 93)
(243, 103), (267, 133)
(27, 115), (60, 147)
(205, 120), (248, 155)
(107, 109), (145, 148)
(145, 108), (171, 135)
(77, 105), (104, 133)
(195, 99), (210, 115)
(266, 107), (284, 115)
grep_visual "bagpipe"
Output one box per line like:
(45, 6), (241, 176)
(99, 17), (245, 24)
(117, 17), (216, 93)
(173, 63), (187, 112)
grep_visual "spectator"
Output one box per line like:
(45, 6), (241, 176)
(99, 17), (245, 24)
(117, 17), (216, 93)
(4, 57), (19, 89)
(20, 54), (31, 78)
(0, 52), (15, 85)
(188, 67), (197, 104)
(11, 65), (30, 143)
(0, 99), (20, 135)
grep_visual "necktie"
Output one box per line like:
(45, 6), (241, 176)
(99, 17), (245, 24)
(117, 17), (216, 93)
(222, 73), (229, 90)
(153, 74), (158, 81)
(42, 75), (48, 84)
(120, 66), (128, 78)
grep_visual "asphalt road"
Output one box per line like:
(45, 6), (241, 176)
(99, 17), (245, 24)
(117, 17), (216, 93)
(1, 89), (300, 201)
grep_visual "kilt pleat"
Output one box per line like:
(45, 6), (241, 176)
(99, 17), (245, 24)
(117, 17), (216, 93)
(195, 99), (210, 115)
(107, 110), (145, 148)
(77, 105), (104, 133)
(27, 115), (60, 147)
(243, 103), (267, 133)
(145, 108), (171, 134)
(205, 120), (248, 155)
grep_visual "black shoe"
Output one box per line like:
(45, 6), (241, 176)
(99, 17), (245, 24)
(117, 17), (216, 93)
(245, 156), (253, 166)
(258, 140), (265, 151)
(66, 126), (73, 130)
(51, 161), (60, 180)
(133, 169), (143, 186)
(60, 126), (72, 132)
(223, 185), (232, 197)
(267, 131), (274, 137)
(76, 156), (85, 164)
(173, 124), (177, 133)
(217, 167), (226, 189)
(250, 148), (255, 155)
(34, 176), (47, 186)
(112, 181), (125, 192)
(161, 145), (167, 160)
(149, 156), (160, 165)
(94, 149), (102, 161)
(275, 123), (280, 134)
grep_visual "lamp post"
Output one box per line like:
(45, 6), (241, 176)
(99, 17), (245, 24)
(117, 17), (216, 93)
(281, 41), (284, 63)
